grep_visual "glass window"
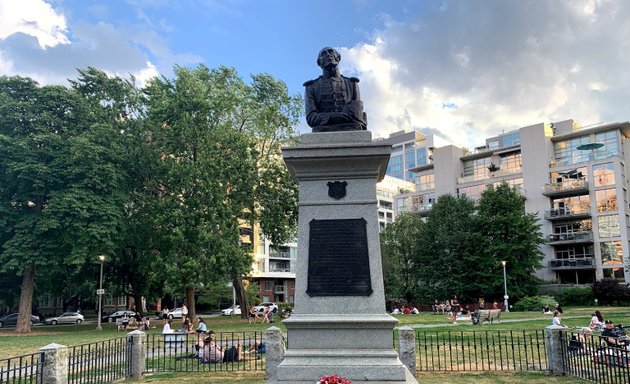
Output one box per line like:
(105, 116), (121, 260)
(551, 195), (590, 215)
(499, 151), (522, 172)
(554, 244), (594, 259)
(598, 215), (621, 238)
(601, 241), (624, 265)
(416, 147), (428, 165)
(463, 157), (491, 180)
(264, 281), (273, 291)
(502, 132), (520, 147)
(487, 140), (499, 149)
(602, 267), (625, 281)
(554, 131), (619, 166)
(457, 184), (486, 201)
(595, 188), (617, 212)
(417, 173), (435, 191)
(117, 296), (127, 307)
(593, 163), (615, 187)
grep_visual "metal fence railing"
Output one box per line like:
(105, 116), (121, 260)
(145, 331), (265, 373)
(67, 336), (130, 383)
(0, 352), (44, 383)
(416, 330), (547, 372)
(560, 329), (630, 384)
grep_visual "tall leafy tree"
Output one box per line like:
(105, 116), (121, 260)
(0, 76), (130, 332)
(474, 183), (544, 300)
(415, 194), (477, 302)
(380, 213), (424, 303)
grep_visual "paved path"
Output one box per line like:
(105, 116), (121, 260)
(402, 314), (590, 329)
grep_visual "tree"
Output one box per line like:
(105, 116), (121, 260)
(0, 76), (131, 332)
(474, 183), (545, 300)
(380, 213), (424, 303)
(415, 194), (477, 302)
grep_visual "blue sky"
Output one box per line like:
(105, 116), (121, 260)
(1, 0), (630, 148)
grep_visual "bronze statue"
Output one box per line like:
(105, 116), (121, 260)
(304, 47), (367, 132)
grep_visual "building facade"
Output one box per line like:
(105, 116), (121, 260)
(394, 120), (630, 284)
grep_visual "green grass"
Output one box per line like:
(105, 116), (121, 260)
(141, 371), (582, 383)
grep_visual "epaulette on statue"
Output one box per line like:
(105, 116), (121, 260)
(303, 78), (318, 87)
(347, 76), (360, 83)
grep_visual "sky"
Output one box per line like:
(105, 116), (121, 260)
(1, 0), (629, 149)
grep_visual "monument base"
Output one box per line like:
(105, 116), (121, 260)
(268, 367), (418, 384)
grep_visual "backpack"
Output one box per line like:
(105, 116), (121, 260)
(223, 346), (239, 362)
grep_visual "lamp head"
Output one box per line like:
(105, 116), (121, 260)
(501, 260), (506, 267)
(98, 255), (106, 262)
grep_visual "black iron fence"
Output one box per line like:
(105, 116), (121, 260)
(560, 329), (630, 384)
(145, 331), (265, 373)
(415, 330), (547, 372)
(67, 336), (130, 383)
(0, 352), (43, 383)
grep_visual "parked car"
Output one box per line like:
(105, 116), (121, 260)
(103, 310), (137, 323)
(167, 308), (183, 319)
(44, 312), (84, 325)
(0, 313), (41, 328)
(221, 305), (241, 316)
(253, 302), (278, 314)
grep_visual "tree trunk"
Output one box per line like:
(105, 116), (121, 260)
(186, 287), (196, 323)
(15, 263), (35, 334)
(133, 293), (143, 316)
(233, 276), (249, 319)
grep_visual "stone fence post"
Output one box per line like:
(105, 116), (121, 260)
(266, 326), (285, 380)
(398, 326), (416, 376)
(38, 343), (68, 384)
(127, 330), (146, 381)
(545, 325), (566, 375)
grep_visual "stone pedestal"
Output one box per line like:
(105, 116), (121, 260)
(271, 131), (417, 383)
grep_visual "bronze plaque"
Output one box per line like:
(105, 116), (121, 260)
(307, 218), (372, 296)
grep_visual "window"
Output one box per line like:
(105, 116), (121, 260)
(264, 281), (273, 291)
(502, 132), (520, 147)
(463, 157), (491, 180)
(417, 173), (435, 191)
(457, 184), (486, 201)
(499, 151), (522, 172)
(554, 131), (619, 166)
(551, 195), (590, 215)
(554, 244), (594, 260)
(416, 147), (428, 165)
(598, 215), (621, 238)
(601, 241), (624, 265)
(593, 163), (615, 187)
(487, 140), (499, 149)
(117, 296), (127, 307)
(602, 267), (625, 281)
(595, 188), (617, 212)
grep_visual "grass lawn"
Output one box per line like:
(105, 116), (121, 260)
(3, 307), (630, 359)
(141, 371), (582, 383)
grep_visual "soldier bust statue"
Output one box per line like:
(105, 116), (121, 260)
(304, 47), (367, 132)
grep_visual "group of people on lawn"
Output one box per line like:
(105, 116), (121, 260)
(551, 306), (630, 351)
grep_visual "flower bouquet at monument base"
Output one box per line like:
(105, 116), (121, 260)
(317, 374), (352, 384)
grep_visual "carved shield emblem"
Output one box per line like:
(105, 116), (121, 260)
(327, 181), (347, 200)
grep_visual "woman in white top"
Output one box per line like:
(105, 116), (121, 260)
(552, 310), (566, 327)
(162, 319), (174, 334)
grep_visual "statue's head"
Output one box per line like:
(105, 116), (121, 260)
(317, 47), (341, 68)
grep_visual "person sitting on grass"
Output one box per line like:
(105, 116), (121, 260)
(552, 310), (567, 328)
(162, 319), (174, 334)
(196, 317), (208, 334)
(197, 333), (223, 363)
(601, 320), (630, 350)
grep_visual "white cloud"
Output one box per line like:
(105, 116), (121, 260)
(133, 61), (159, 87)
(342, 0), (630, 148)
(0, 0), (69, 48)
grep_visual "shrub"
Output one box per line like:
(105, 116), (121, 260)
(556, 287), (594, 306)
(592, 279), (630, 305)
(513, 295), (557, 312)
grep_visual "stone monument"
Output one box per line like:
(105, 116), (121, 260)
(269, 47), (417, 383)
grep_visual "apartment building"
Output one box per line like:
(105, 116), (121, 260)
(394, 120), (630, 284)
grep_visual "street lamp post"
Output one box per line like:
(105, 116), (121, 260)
(501, 260), (509, 312)
(96, 255), (106, 331)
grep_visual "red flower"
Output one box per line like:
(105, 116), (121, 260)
(318, 374), (351, 384)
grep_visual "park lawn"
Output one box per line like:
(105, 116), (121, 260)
(141, 371), (581, 383)
(1, 307), (629, 360)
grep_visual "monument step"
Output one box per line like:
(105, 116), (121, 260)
(269, 366), (419, 384)
(283, 313), (399, 328)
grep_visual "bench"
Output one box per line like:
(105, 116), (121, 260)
(472, 309), (501, 325)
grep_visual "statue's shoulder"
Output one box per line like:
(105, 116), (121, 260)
(303, 76), (321, 87)
(343, 76), (360, 83)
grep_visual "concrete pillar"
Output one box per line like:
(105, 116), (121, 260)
(545, 325), (566, 375)
(265, 326), (285, 380)
(398, 326), (416, 376)
(38, 343), (68, 384)
(127, 330), (146, 381)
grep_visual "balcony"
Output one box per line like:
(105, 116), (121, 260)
(269, 251), (291, 259)
(548, 231), (593, 245)
(541, 179), (589, 197)
(544, 208), (591, 221)
(549, 258), (596, 270)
